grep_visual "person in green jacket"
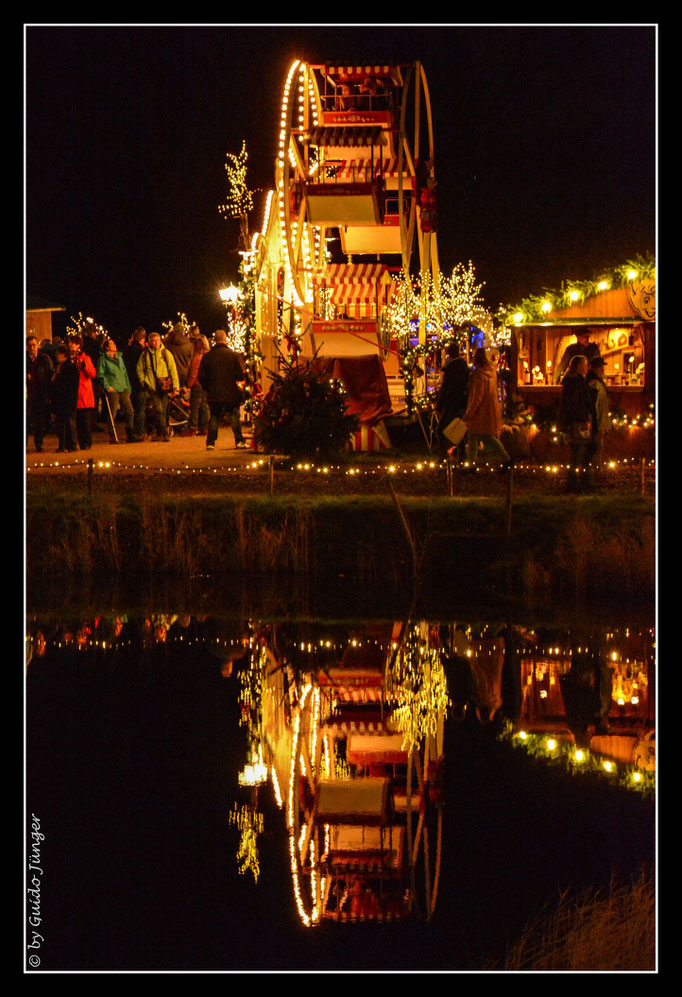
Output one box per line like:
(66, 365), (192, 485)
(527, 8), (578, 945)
(135, 331), (180, 441)
(97, 338), (135, 442)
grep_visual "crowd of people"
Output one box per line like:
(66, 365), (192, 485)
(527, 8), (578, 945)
(433, 328), (610, 492)
(26, 323), (248, 453)
(28, 322), (610, 492)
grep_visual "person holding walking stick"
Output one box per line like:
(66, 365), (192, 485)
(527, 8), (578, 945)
(97, 338), (135, 443)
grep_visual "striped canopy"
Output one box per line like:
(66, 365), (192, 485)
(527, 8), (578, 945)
(321, 65), (404, 85)
(310, 126), (387, 149)
(324, 157), (409, 180)
(313, 263), (392, 305)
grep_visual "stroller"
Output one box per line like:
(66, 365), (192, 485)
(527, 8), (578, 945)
(166, 392), (191, 436)
(143, 390), (190, 438)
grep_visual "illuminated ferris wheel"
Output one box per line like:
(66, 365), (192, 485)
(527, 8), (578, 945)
(284, 650), (445, 926)
(276, 60), (440, 316)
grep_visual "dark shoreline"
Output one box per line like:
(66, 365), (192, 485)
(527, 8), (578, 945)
(26, 489), (655, 608)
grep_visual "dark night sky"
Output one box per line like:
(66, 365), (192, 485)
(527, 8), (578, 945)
(25, 23), (656, 342)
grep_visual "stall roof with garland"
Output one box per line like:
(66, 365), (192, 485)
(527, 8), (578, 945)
(500, 254), (655, 328)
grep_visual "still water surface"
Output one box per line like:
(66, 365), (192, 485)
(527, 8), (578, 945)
(26, 603), (655, 971)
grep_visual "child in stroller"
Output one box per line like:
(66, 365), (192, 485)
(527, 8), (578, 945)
(144, 389), (190, 438)
(166, 391), (191, 436)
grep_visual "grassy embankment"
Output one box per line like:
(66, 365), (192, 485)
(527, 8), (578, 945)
(503, 866), (655, 971)
(26, 488), (655, 603)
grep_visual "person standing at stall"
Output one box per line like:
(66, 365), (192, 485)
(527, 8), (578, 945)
(463, 348), (510, 468)
(558, 354), (597, 493)
(586, 355), (610, 470)
(555, 328), (601, 383)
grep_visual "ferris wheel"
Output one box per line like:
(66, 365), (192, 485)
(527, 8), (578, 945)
(276, 61), (440, 316)
(285, 668), (444, 925)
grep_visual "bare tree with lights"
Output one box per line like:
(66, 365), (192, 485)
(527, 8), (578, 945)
(219, 140), (257, 253)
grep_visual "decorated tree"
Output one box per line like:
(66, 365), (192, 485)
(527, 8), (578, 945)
(219, 140), (258, 253)
(382, 262), (501, 412)
(252, 353), (360, 459)
(66, 312), (107, 342)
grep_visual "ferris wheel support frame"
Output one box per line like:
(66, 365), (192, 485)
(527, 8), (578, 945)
(398, 61), (441, 345)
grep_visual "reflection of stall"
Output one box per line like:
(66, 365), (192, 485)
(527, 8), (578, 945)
(507, 277), (655, 459)
(517, 628), (655, 766)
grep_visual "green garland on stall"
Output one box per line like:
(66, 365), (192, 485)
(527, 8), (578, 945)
(499, 253), (656, 327)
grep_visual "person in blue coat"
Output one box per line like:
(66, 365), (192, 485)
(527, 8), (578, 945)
(97, 338), (135, 442)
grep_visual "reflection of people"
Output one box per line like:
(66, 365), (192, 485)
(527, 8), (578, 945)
(558, 355), (596, 493)
(468, 635), (505, 723)
(555, 328), (601, 382)
(586, 355), (609, 467)
(464, 348), (510, 467)
(559, 643), (614, 748)
(198, 329), (247, 450)
(435, 342), (469, 454)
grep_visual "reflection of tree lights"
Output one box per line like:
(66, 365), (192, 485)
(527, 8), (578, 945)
(229, 804), (264, 883)
(238, 760), (268, 786)
(387, 629), (450, 753)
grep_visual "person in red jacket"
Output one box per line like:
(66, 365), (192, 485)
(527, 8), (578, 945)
(67, 335), (97, 450)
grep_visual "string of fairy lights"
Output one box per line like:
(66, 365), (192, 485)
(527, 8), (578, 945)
(26, 453), (656, 481)
(499, 254), (656, 328)
(500, 723), (655, 795)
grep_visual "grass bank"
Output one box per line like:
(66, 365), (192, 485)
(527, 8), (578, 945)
(25, 489), (655, 603)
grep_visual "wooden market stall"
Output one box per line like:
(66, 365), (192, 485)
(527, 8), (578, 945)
(506, 275), (655, 460)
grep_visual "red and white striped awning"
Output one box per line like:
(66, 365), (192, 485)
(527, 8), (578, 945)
(324, 158), (409, 180)
(310, 126), (387, 149)
(314, 263), (396, 307)
(322, 65), (404, 85)
(314, 263), (389, 305)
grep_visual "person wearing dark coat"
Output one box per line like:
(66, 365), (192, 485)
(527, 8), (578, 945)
(26, 335), (54, 452)
(164, 322), (194, 388)
(555, 328), (601, 383)
(435, 342), (469, 454)
(49, 345), (80, 452)
(197, 329), (246, 450)
(122, 327), (148, 440)
(558, 354), (597, 492)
